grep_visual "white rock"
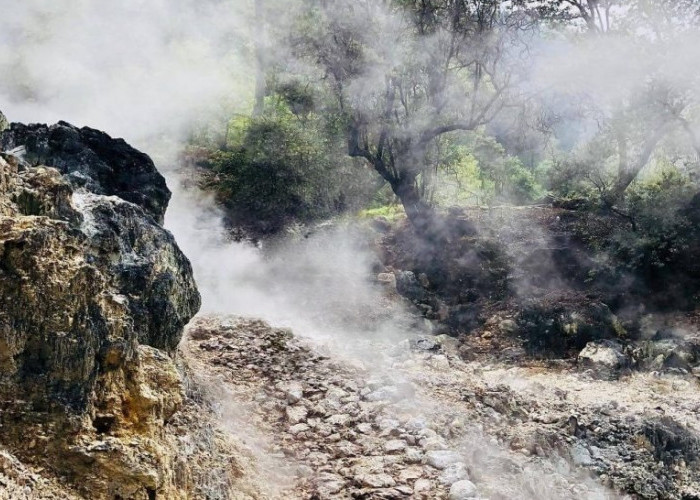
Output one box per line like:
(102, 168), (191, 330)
(439, 462), (470, 486)
(398, 468), (423, 482)
(449, 480), (478, 499)
(395, 485), (414, 495)
(289, 423), (310, 435)
(578, 341), (628, 380)
(420, 436), (449, 450)
(405, 417), (427, 432)
(316, 473), (345, 496)
(571, 443), (594, 466)
(384, 439), (407, 453)
(357, 422), (373, 434)
(424, 450), (463, 469)
(414, 478), (432, 494)
(285, 405), (308, 424)
(405, 447), (423, 463)
(279, 381), (304, 404)
(357, 473), (396, 488)
(326, 414), (351, 426)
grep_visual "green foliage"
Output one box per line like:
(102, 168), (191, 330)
(357, 204), (406, 221)
(431, 147), (483, 206)
(198, 91), (379, 233)
(626, 167), (696, 237)
(611, 168), (696, 270)
(431, 133), (543, 206)
(471, 134), (542, 204)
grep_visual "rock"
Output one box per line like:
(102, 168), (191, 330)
(398, 468), (423, 482)
(357, 423), (373, 434)
(420, 436), (448, 450)
(73, 191), (200, 351)
(414, 478), (432, 494)
(439, 462), (470, 486)
(335, 440), (360, 457)
(405, 447), (424, 463)
(424, 450), (463, 469)
(286, 405), (308, 424)
(316, 473), (346, 496)
(633, 337), (700, 372)
(326, 414), (351, 426)
(518, 298), (626, 355)
(405, 418), (427, 432)
(289, 423), (310, 435)
(0, 110), (8, 133)
(279, 381), (304, 404)
(384, 439), (407, 453)
(449, 480), (478, 499)
(357, 473), (397, 488)
(570, 443), (594, 466)
(0, 118), (200, 498)
(578, 340), (629, 380)
(498, 319), (518, 335)
(395, 485), (415, 495)
(1, 121), (170, 222)
(410, 337), (441, 352)
(395, 270), (428, 302)
(378, 418), (400, 433)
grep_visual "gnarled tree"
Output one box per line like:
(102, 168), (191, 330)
(300, 0), (533, 229)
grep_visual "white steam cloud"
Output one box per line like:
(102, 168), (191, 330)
(0, 0), (249, 140)
(2, 2), (673, 498)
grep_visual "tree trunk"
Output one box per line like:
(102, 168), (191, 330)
(604, 121), (675, 206)
(389, 175), (437, 234)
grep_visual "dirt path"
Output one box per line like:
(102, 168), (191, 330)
(179, 313), (699, 500)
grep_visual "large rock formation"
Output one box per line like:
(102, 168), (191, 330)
(1, 121), (170, 224)
(0, 115), (201, 498)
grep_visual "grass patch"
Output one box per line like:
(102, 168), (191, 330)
(357, 204), (406, 221)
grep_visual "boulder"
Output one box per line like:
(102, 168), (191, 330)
(396, 270), (428, 302)
(0, 119), (200, 498)
(632, 334), (700, 372)
(578, 340), (629, 380)
(449, 479), (478, 499)
(518, 296), (626, 356)
(1, 121), (170, 223)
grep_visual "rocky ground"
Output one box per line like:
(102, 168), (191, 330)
(181, 312), (700, 499)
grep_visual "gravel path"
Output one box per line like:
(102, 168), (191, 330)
(180, 314), (700, 499)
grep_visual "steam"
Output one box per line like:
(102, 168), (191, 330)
(0, 0), (249, 141)
(1, 1), (690, 498)
(165, 173), (426, 360)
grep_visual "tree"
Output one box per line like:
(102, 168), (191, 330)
(299, 0), (534, 229)
(532, 0), (700, 206)
(528, 0), (618, 33)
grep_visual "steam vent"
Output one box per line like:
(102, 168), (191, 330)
(0, 115), (200, 498)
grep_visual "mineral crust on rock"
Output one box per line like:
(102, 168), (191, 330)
(0, 115), (201, 499)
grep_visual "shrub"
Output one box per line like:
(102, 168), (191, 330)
(198, 96), (379, 234)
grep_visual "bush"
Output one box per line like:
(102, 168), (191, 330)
(430, 132), (543, 207)
(197, 94), (379, 234)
